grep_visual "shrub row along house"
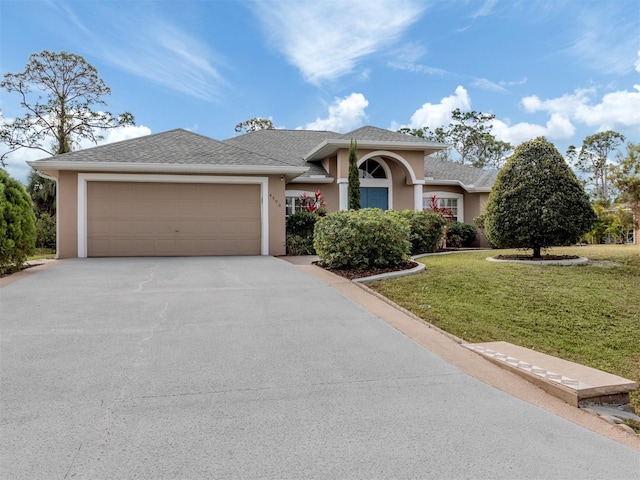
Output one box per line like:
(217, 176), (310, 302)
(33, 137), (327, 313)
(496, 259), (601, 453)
(27, 126), (497, 258)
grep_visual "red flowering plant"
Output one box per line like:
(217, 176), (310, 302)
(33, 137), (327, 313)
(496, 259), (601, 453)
(299, 190), (327, 216)
(425, 194), (455, 248)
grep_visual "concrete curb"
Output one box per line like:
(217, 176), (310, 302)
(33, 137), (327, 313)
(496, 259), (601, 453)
(353, 261), (425, 284)
(486, 256), (590, 266)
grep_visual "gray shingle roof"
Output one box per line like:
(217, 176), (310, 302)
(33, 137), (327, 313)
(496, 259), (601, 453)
(223, 129), (338, 166)
(339, 126), (439, 144)
(32, 129), (292, 167)
(424, 156), (498, 189)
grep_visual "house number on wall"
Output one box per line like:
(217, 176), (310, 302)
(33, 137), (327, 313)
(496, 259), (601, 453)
(269, 192), (282, 208)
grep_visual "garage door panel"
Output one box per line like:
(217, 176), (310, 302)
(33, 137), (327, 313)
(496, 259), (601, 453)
(87, 182), (261, 256)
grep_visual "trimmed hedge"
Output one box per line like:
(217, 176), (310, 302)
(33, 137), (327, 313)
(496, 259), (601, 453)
(286, 211), (318, 255)
(1, 169), (36, 274)
(395, 210), (447, 255)
(446, 221), (477, 248)
(313, 208), (410, 270)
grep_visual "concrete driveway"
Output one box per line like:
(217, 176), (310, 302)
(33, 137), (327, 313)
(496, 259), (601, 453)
(1, 257), (638, 479)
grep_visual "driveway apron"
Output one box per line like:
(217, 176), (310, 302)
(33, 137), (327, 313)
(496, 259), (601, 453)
(1, 257), (638, 479)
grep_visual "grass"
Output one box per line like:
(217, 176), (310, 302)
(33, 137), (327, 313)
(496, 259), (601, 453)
(369, 244), (640, 411)
(27, 248), (56, 261)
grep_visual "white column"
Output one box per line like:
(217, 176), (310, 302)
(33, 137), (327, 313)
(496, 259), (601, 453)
(338, 179), (349, 210)
(414, 184), (423, 211)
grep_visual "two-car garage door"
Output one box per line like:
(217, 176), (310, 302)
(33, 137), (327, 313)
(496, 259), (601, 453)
(86, 182), (261, 256)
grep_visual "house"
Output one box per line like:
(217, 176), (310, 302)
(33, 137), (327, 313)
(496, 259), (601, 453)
(27, 126), (497, 258)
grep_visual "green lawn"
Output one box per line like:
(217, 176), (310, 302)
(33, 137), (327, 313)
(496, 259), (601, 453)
(369, 244), (640, 410)
(27, 248), (56, 261)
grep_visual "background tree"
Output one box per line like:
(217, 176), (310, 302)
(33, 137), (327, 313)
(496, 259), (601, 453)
(399, 109), (511, 169)
(0, 169), (36, 274)
(566, 130), (625, 203)
(1, 50), (135, 166)
(234, 117), (275, 133)
(348, 139), (360, 210)
(485, 137), (595, 258)
(26, 169), (57, 249)
(26, 169), (56, 216)
(610, 142), (640, 220)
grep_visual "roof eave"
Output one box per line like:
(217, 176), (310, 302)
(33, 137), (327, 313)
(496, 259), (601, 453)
(26, 160), (308, 177)
(288, 175), (335, 184)
(423, 179), (492, 193)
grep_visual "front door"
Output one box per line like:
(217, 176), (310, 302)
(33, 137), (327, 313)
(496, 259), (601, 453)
(360, 187), (388, 209)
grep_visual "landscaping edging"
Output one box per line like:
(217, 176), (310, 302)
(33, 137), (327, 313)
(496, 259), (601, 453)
(486, 256), (589, 266)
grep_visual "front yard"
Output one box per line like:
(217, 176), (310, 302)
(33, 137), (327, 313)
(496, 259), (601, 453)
(368, 244), (640, 410)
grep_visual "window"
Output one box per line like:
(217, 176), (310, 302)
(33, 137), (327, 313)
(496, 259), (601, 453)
(423, 192), (464, 222)
(358, 159), (387, 179)
(285, 196), (304, 216)
(285, 190), (320, 216)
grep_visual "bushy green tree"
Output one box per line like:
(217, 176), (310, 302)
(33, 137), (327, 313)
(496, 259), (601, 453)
(485, 137), (595, 258)
(1, 50), (134, 165)
(399, 109), (512, 169)
(234, 117), (275, 133)
(611, 142), (640, 220)
(348, 139), (360, 210)
(566, 131), (625, 203)
(1, 169), (36, 274)
(26, 169), (56, 216)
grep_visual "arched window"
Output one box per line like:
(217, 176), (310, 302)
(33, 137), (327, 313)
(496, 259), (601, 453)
(358, 159), (387, 179)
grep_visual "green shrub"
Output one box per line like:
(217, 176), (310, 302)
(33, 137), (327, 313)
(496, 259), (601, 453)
(485, 137), (595, 257)
(286, 211), (318, 255)
(446, 221), (477, 247)
(395, 210), (446, 255)
(1, 169), (36, 274)
(313, 209), (410, 270)
(35, 212), (56, 249)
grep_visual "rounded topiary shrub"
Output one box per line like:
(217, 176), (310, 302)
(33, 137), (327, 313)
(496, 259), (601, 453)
(1, 169), (36, 274)
(394, 210), (446, 255)
(485, 137), (595, 257)
(313, 208), (410, 270)
(446, 221), (477, 248)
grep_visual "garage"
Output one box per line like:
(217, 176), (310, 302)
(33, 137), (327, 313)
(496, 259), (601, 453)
(86, 181), (261, 256)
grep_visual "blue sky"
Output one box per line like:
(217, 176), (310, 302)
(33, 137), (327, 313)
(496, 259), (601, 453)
(1, 0), (639, 183)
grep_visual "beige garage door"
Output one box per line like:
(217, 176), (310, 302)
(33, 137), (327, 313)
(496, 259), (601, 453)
(87, 182), (261, 256)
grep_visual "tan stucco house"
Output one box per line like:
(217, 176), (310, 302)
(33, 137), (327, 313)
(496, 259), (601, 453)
(27, 126), (497, 258)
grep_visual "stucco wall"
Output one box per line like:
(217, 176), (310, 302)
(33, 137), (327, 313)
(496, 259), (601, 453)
(389, 161), (414, 210)
(267, 175), (286, 256)
(57, 170), (79, 259)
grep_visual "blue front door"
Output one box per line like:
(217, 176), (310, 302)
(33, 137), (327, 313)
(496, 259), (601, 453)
(359, 187), (388, 209)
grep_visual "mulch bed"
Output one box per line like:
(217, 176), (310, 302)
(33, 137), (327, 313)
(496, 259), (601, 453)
(493, 254), (580, 261)
(320, 260), (418, 280)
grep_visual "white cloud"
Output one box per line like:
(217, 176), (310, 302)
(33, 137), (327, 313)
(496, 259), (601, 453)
(49, 2), (227, 102)
(565, 6), (639, 75)
(491, 114), (575, 146)
(254, 0), (425, 84)
(404, 86), (471, 130)
(521, 86), (640, 132)
(472, 0), (499, 18)
(303, 93), (369, 132)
